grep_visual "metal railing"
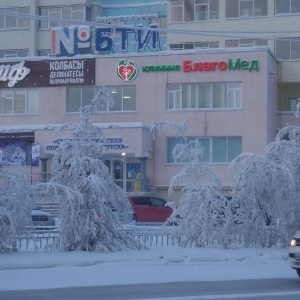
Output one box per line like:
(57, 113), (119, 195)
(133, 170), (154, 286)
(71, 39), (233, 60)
(16, 226), (178, 250)
(17, 228), (60, 250)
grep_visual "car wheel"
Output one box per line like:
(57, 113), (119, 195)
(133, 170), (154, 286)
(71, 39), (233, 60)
(296, 269), (300, 278)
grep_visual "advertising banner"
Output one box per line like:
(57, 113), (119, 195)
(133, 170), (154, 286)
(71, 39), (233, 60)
(0, 142), (26, 166)
(31, 143), (40, 167)
(0, 58), (95, 88)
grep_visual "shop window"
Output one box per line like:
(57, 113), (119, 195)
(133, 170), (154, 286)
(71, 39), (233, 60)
(167, 137), (241, 163)
(275, 0), (300, 14)
(225, 0), (267, 18)
(67, 86), (136, 113)
(213, 137), (242, 162)
(39, 5), (90, 29)
(0, 6), (29, 30)
(169, 0), (219, 23)
(167, 82), (242, 110)
(0, 89), (38, 115)
(0, 142), (33, 166)
(276, 37), (300, 60)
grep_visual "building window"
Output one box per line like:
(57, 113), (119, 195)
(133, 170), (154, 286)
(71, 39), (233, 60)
(225, 0), (268, 18)
(67, 86), (136, 113)
(167, 82), (242, 110)
(167, 136), (242, 163)
(0, 6), (30, 30)
(0, 89), (39, 115)
(275, 37), (300, 60)
(288, 98), (300, 112)
(39, 5), (91, 29)
(38, 49), (51, 57)
(225, 39), (267, 48)
(275, 0), (300, 14)
(0, 49), (28, 58)
(169, 0), (219, 23)
(170, 41), (219, 50)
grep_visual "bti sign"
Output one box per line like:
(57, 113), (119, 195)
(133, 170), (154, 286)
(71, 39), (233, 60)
(51, 25), (159, 57)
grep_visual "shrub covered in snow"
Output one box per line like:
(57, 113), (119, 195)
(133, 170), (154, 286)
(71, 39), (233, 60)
(0, 166), (32, 252)
(151, 121), (226, 247)
(228, 125), (300, 247)
(33, 87), (143, 252)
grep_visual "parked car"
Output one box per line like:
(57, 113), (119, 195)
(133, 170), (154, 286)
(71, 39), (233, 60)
(110, 205), (134, 225)
(31, 203), (55, 228)
(99, 200), (134, 225)
(127, 195), (173, 223)
(289, 230), (300, 277)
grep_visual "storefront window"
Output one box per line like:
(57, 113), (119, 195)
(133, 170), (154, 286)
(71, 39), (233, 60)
(167, 136), (241, 163)
(0, 142), (33, 166)
(167, 82), (242, 110)
(0, 89), (38, 115)
(67, 86), (136, 113)
(0, 90), (13, 114)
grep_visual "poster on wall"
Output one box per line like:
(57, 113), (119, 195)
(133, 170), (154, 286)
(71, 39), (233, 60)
(31, 143), (40, 167)
(0, 142), (26, 166)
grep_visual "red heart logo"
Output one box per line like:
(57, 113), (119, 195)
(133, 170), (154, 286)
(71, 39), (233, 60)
(118, 65), (134, 80)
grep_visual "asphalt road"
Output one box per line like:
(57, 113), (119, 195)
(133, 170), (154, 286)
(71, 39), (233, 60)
(1, 278), (300, 300)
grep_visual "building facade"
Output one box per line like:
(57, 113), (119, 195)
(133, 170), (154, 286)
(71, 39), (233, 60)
(0, 0), (299, 201)
(167, 0), (300, 131)
(0, 0), (167, 57)
(0, 47), (278, 201)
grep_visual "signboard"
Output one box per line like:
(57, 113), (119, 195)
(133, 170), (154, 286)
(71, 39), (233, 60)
(0, 58), (95, 88)
(0, 132), (34, 142)
(116, 59), (137, 81)
(32, 143), (40, 167)
(47, 137), (129, 151)
(141, 58), (259, 74)
(51, 24), (159, 57)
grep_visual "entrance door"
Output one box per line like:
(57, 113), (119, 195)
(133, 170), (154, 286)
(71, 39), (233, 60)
(103, 158), (141, 193)
(104, 159), (124, 189)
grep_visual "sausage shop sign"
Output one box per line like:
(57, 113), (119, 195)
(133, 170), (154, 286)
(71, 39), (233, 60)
(0, 58), (95, 88)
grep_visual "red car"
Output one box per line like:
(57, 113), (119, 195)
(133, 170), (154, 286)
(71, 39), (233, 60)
(128, 196), (173, 223)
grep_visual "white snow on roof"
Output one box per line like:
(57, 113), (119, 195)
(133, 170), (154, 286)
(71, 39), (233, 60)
(0, 122), (150, 132)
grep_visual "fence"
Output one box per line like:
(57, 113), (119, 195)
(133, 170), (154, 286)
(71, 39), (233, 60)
(16, 226), (178, 250)
(17, 228), (60, 250)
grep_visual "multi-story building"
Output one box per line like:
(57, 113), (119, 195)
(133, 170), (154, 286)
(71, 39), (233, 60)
(0, 0), (298, 202)
(167, 0), (300, 129)
(0, 0), (167, 57)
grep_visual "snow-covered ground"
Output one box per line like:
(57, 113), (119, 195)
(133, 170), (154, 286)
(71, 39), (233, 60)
(0, 244), (296, 291)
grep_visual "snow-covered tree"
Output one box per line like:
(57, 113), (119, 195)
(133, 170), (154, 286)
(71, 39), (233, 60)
(33, 87), (144, 252)
(151, 121), (227, 247)
(228, 125), (300, 247)
(0, 165), (32, 252)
